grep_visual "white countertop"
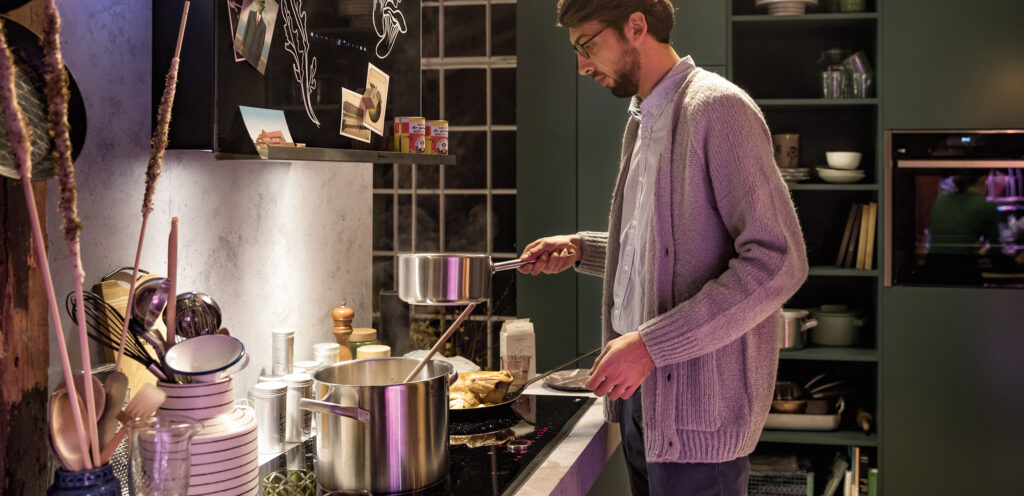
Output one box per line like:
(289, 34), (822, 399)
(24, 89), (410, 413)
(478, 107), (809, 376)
(511, 383), (621, 496)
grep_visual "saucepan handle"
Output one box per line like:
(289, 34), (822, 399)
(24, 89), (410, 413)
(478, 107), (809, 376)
(448, 370), (459, 387)
(299, 398), (371, 423)
(492, 259), (531, 272)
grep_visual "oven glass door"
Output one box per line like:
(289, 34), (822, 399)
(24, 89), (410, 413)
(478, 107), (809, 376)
(888, 153), (1024, 287)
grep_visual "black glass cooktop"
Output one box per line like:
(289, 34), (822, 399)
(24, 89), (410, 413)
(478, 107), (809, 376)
(259, 394), (595, 495)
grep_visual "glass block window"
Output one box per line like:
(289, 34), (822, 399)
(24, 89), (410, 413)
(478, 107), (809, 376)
(372, 0), (517, 369)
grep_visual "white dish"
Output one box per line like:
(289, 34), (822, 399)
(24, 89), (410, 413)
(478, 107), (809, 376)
(187, 466), (259, 495)
(825, 151), (862, 170)
(158, 401), (234, 420)
(164, 335), (248, 382)
(816, 167), (865, 184)
(755, 0), (817, 15)
(764, 398), (844, 431)
(159, 376), (233, 394)
(159, 388), (234, 411)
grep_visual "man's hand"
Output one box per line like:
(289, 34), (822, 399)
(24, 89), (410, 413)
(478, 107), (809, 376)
(518, 234), (582, 275)
(586, 332), (654, 401)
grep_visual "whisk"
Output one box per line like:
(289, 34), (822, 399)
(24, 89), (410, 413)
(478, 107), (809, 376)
(65, 291), (167, 380)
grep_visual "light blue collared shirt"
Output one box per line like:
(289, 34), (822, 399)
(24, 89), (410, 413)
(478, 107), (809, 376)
(611, 56), (696, 334)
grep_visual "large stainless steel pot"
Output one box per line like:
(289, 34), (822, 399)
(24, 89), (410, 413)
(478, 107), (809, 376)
(299, 357), (454, 494)
(397, 253), (529, 305)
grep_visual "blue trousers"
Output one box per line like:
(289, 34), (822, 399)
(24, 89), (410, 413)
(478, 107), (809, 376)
(619, 389), (750, 496)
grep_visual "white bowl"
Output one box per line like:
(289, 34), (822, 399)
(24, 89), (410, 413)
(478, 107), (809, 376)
(816, 167), (865, 184)
(826, 151), (863, 170)
(164, 335), (247, 382)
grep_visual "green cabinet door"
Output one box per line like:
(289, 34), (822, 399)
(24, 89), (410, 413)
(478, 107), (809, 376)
(883, 0), (1024, 129)
(672, 0), (728, 66)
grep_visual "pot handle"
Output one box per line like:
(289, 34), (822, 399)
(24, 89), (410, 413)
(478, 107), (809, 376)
(447, 370), (459, 387)
(801, 318), (819, 331)
(299, 398), (371, 423)
(492, 259), (531, 272)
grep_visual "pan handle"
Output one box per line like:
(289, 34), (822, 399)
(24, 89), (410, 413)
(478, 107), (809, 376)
(492, 259), (532, 272)
(299, 398), (371, 423)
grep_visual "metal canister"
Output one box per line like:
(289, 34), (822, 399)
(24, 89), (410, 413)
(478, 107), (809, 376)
(251, 381), (288, 453)
(271, 328), (295, 376)
(313, 342), (341, 366)
(408, 117), (426, 154)
(428, 120), (448, 155)
(283, 373), (314, 442)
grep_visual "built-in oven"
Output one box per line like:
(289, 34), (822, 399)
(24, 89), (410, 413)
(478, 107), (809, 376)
(885, 130), (1024, 287)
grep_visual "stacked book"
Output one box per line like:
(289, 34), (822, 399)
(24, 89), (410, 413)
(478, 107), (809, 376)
(835, 202), (878, 270)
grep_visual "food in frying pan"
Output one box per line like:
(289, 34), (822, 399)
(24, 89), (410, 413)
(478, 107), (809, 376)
(449, 370), (515, 409)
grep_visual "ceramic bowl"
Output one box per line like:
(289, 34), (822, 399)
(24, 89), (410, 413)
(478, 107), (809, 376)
(826, 151), (862, 170)
(164, 335), (248, 382)
(816, 167), (865, 184)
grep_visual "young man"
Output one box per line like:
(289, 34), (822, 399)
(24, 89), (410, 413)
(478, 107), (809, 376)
(517, 1), (808, 494)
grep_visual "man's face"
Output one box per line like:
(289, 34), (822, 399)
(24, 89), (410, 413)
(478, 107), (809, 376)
(569, 20), (640, 99)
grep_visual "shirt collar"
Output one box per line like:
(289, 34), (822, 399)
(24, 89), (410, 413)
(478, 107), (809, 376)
(628, 56), (696, 121)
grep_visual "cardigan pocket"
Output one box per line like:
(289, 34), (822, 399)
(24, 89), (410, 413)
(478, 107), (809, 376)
(674, 354), (722, 431)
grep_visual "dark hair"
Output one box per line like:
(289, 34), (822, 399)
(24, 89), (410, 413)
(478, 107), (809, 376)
(556, 0), (675, 44)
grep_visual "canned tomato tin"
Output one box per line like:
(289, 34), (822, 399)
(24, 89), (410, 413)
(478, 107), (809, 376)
(428, 120), (449, 155)
(408, 117), (426, 154)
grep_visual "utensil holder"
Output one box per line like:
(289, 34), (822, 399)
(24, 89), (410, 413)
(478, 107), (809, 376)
(47, 464), (122, 496)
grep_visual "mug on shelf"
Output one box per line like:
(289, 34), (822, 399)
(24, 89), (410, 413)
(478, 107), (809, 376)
(772, 134), (800, 169)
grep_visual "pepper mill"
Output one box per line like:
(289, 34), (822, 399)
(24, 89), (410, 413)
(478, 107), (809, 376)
(332, 304), (355, 361)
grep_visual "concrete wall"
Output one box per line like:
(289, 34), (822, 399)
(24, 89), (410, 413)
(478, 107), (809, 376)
(45, 0), (372, 398)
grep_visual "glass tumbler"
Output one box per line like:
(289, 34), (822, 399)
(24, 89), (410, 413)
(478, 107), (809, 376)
(128, 415), (200, 496)
(820, 70), (848, 98)
(262, 469), (317, 495)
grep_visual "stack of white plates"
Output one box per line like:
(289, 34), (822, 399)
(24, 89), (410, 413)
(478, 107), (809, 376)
(755, 0), (818, 15)
(779, 167), (811, 183)
(156, 378), (259, 496)
(187, 408), (259, 496)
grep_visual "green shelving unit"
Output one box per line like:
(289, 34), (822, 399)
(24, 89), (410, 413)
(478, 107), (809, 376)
(780, 347), (878, 362)
(760, 429), (879, 447)
(729, 4), (884, 485)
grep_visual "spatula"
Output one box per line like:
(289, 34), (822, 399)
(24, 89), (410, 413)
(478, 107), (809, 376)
(499, 347), (602, 403)
(99, 383), (167, 464)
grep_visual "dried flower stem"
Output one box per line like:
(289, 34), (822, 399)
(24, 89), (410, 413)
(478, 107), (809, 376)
(42, 0), (101, 467)
(0, 19), (92, 469)
(117, 2), (188, 370)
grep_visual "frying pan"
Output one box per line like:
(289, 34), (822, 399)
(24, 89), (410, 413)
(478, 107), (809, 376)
(449, 348), (601, 423)
(0, 18), (87, 180)
(397, 253), (530, 305)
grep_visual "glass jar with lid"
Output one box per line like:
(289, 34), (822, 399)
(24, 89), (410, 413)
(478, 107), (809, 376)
(349, 328), (379, 357)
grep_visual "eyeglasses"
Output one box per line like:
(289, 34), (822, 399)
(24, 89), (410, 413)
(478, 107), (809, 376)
(572, 26), (608, 59)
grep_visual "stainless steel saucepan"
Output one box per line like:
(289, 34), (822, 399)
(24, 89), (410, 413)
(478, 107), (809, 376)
(397, 253), (530, 305)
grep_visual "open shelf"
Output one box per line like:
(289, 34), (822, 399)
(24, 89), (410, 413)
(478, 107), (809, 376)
(733, 13), (877, 26)
(788, 183), (879, 191)
(757, 98), (879, 107)
(215, 147), (458, 165)
(780, 346), (878, 362)
(760, 429), (878, 447)
(807, 266), (878, 277)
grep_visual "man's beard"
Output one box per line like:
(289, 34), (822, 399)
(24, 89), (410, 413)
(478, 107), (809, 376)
(605, 45), (641, 98)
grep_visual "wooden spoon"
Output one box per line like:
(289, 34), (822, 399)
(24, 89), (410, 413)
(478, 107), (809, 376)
(58, 372), (106, 430)
(49, 389), (88, 471)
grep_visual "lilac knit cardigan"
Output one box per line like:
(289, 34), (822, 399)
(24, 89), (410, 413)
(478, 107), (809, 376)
(575, 68), (808, 463)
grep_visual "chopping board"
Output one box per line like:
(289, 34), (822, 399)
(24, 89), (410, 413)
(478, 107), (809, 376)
(94, 271), (165, 400)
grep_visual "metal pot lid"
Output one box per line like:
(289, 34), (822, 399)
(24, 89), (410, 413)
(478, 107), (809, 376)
(781, 308), (809, 318)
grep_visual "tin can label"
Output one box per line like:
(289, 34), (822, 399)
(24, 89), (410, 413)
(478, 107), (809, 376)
(428, 120), (449, 155)
(409, 117), (426, 154)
